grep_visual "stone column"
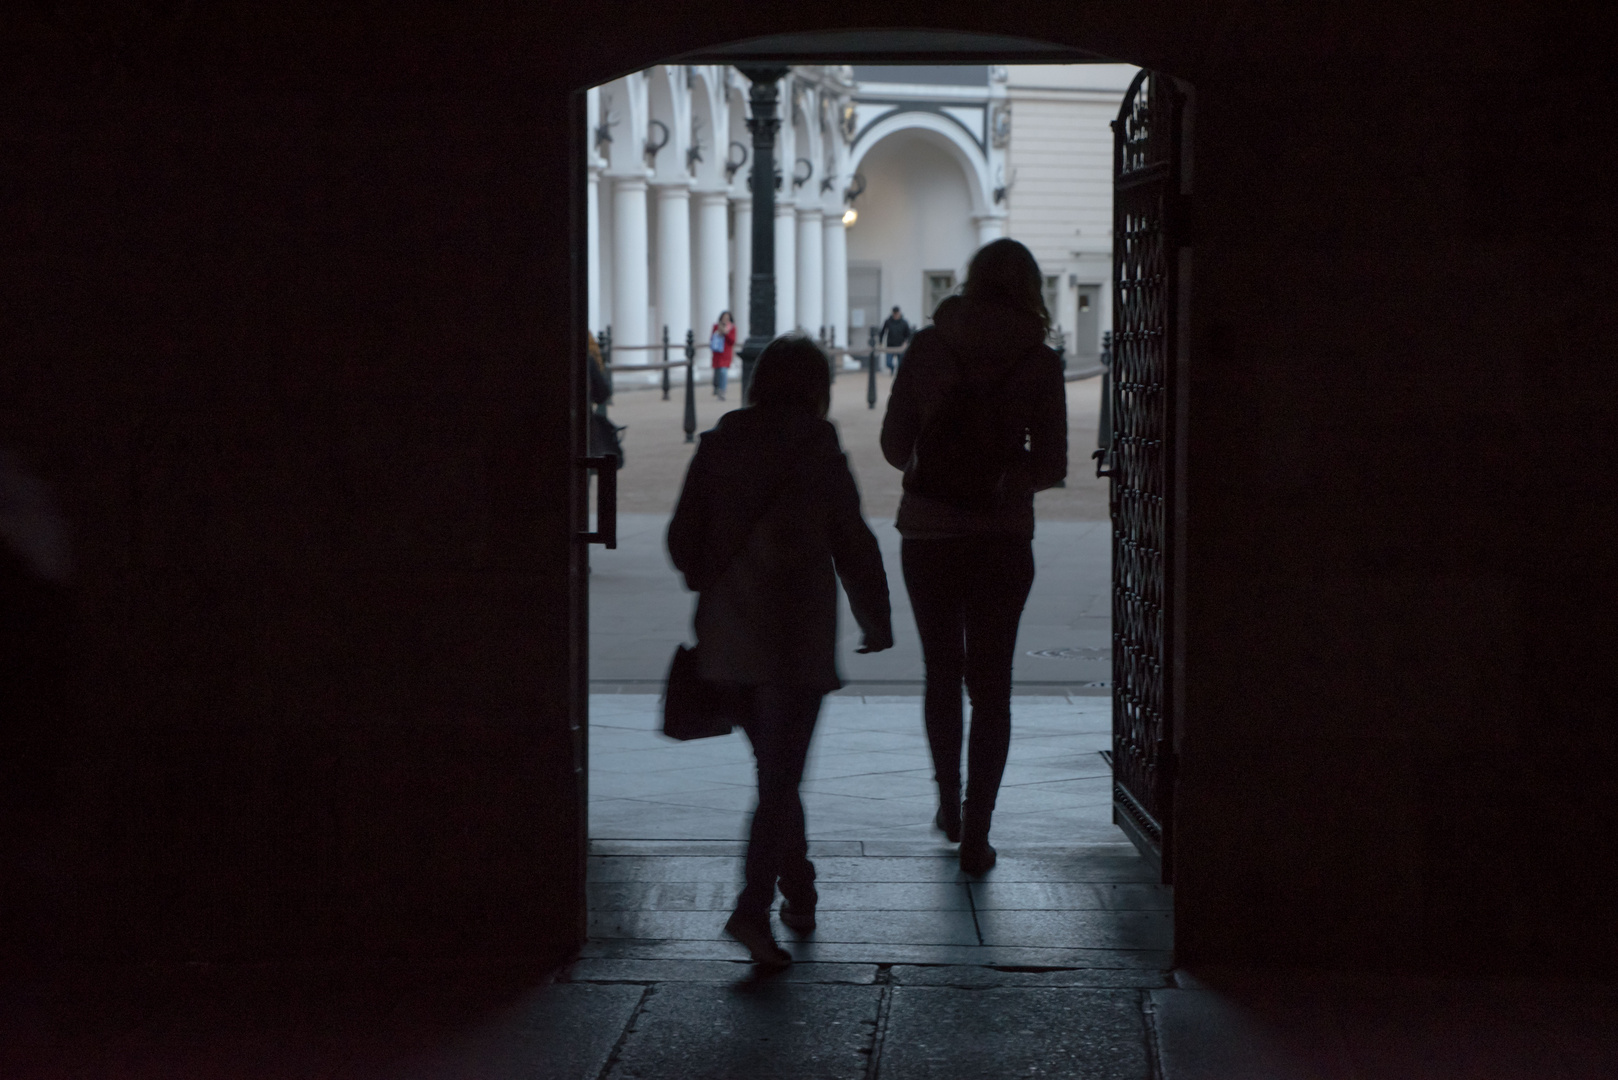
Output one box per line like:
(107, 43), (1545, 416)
(587, 163), (602, 332)
(822, 211), (847, 355)
(694, 190), (730, 366)
(774, 200), (796, 333)
(654, 181), (693, 353)
(734, 64), (788, 395)
(610, 174), (651, 349)
(731, 198), (751, 342)
(974, 214), (1007, 250)
(796, 207), (823, 339)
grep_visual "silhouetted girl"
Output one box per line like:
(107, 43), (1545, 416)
(880, 239), (1068, 874)
(669, 335), (892, 965)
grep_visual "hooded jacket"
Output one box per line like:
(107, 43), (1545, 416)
(667, 405), (891, 693)
(880, 296), (1068, 538)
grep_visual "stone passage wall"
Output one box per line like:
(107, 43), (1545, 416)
(0, 8), (583, 962)
(1, 2), (1615, 975)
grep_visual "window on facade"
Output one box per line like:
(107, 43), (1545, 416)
(924, 271), (957, 322)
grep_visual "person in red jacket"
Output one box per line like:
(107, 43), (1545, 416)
(709, 311), (738, 401)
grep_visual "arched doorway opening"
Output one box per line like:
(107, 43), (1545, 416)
(573, 31), (1188, 972)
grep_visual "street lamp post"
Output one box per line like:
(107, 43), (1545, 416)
(734, 64), (789, 404)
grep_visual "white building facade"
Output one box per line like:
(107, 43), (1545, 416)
(587, 63), (1135, 373)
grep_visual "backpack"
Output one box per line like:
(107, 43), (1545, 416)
(904, 347), (1036, 513)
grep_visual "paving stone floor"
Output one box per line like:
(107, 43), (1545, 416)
(590, 693), (1125, 846)
(10, 931), (1614, 1076)
(589, 514), (1112, 688)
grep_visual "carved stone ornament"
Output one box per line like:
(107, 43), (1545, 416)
(990, 101), (1012, 149)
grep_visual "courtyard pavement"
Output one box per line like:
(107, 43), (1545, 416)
(590, 693), (1124, 847)
(590, 514), (1112, 689)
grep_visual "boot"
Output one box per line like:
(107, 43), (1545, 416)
(959, 801), (996, 874)
(725, 911), (792, 967)
(933, 788), (962, 844)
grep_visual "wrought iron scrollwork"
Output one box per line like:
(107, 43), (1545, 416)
(1108, 70), (1184, 874)
(643, 119), (669, 168)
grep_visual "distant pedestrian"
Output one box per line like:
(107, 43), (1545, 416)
(879, 239), (1068, 876)
(669, 334), (893, 967)
(585, 332), (623, 467)
(709, 311), (737, 401)
(880, 306), (911, 373)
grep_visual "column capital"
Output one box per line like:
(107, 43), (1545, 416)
(604, 169), (652, 186)
(692, 188), (731, 205)
(649, 175), (695, 193)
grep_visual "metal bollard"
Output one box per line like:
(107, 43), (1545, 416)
(599, 326), (613, 412)
(867, 326), (878, 410)
(661, 325), (671, 401)
(683, 329), (697, 444)
(1097, 330), (1113, 453)
(827, 325), (837, 382)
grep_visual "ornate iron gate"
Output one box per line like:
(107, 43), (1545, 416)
(1103, 70), (1185, 877)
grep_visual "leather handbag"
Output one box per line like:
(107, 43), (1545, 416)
(661, 644), (750, 740)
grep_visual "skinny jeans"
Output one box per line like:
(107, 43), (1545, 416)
(901, 534), (1036, 834)
(735, 683), (823, 919)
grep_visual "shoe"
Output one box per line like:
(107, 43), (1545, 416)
(779, 897), (816, 934)
(933, 800), (961, 844)
(724, 912), (792, 967)
(959, 839), (997, 875)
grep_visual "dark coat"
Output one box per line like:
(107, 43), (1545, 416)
(880, 296), (1067, 537)
(667, 405), (891, 693)
(880, 314), (912, 347)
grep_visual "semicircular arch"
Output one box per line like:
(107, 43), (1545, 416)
(849, 111), (991, 217)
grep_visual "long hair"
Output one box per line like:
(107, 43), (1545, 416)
(961, 238), (1050, 332)
(748, 334), (831, 416)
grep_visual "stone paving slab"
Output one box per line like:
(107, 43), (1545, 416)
(0, 971), (645, 1080)
(590, 908), (985, 948)
(975, 908), (1174, 951)
(1151, 973), (1618, 1079)
(380, 981), (645, 1080)
(890, 964), (1172, 989)
(579, 937), (1175, 969)
(603, 982), (882, 1080)
(589, 853), (1160, 885)
(589, 838), (865, 857)
(578, 906), (1169, 955)
(591, 880), (977, 913)
(565, 958), (880, 985)
(970, 881), (1175, 911)
(878, 986), (1151, 1080)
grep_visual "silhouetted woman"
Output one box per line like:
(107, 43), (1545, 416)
(669, 334), (893, 966)
(880, 239), (1067, 874)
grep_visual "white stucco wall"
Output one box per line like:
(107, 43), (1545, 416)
(1004, 63), (1138, 357)
(844, 130), (978, 333)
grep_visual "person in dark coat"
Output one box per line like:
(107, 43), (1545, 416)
(879, 239), (1068, 875)
(668, 334), (893, 966)
(879, 306), (911, 373)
